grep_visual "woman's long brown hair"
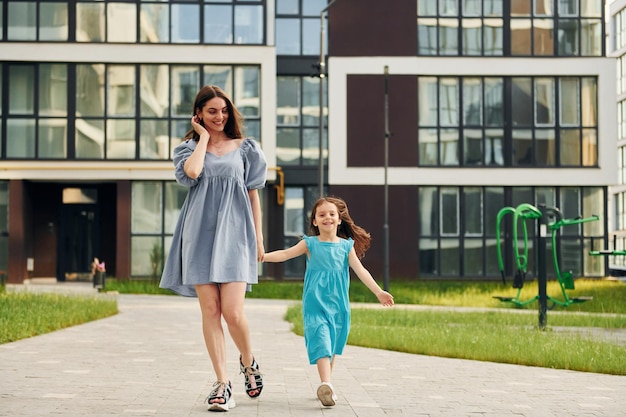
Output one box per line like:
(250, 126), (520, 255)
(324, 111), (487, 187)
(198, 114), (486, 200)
(308, 196), (371, 259)
(185, 85), (244, 140)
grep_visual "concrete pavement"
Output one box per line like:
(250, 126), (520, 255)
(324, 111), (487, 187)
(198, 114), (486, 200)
(1, 285), (625, 417)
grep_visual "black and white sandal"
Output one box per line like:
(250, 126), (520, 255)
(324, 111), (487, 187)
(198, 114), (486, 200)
(206, 381), (235, 412)
(239, 355), (264, 399)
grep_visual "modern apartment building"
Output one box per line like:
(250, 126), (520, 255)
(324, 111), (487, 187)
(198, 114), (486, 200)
(0, 0), (616, 284)
(608, 0), (626, 274)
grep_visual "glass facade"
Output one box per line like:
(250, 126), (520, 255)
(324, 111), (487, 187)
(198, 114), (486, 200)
(417, 0), (604, 56)
(3, 0), (265, 45)
(418, 76), (597, 167)
(0, 63), (261, 160)
(276, 0), (328, 55)
(419, 185), (605, 278)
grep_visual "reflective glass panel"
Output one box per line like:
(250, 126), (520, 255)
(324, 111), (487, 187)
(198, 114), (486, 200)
(302, 77), (320, 126)
(165, 182), (186, 234)
(463, 0), (481, 16)
(6, 119), (36, 158)
(276, 18), (300, 54)
(581, 20), (602, 56)
(38, 119), (67, 159)
(581, 77), (597, 126)
(534, 78), (555, 126)
(131, 236), (162, 277)
(39, 64), (67, 116)
(582, 128), (597, 166)
(303, 18), (321, 55)
(76, 2), (105, 42)
(171, 66), (200, 116)
(440, 128), (459, 165)
(234, 5), (263, 44)
(204, 66), (232, 92)
(235, 67), (260, 117)
(440, 188), (459, 235)
(533, 19), (554, 55)
(277, 0), (299, 14)
(464, 187), (482, 235)
(484, 78), (503, 126)
(418, 18), (437, 55)
(76, 64), (105, 117)
(483, 18), (503, 55)
(8, 1), (36, 40)
(440, 0), (458, 16)
(303, 0), (327, 15)
(511, 78), (532, 126)
(132, 182), (162, 233)
(140, 120), (169, 159)
(277, 76), (300, 126)
(512, 129), (533, 165)
(485, 187), (504, 235)
(419, 128), (438, 165)
(245, 120), (260, 141)
(9, 65), (35, 115)
(172, 4), (200, 43)
(108, 65), (136, 116)
(419, 187), (438, 235)
(559, 0), (578, 16)
(534, 129), (555, 165)
(439, 78), (459, 126)
(76, 118), (105, 159)
(440, 19), (458, 55)
(560, 78), (579, 126)
(40, 2), (68, 41)
(141, 65), (170, 117)
(484, 129), (504, 165)
(303, 128), (322, 166)
(581, 0), (602, 17)
(107, 120), (135, 159)
(277, 127), (300, 165)
(560, 128), (581, 165)
(558, 19), (578, 55)
(108, 3), (137, 42)
(205, 5), (233, 43)
(462, 19), (481, 55)
(463, 129), (483, 165)
(511, 19), (531, 55)
(463, 78), (482, 125)
(140, 3), (169, 43)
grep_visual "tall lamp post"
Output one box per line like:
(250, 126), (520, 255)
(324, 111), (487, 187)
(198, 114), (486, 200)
(318, 0), (338, 197)
(383, 66), (390, 292)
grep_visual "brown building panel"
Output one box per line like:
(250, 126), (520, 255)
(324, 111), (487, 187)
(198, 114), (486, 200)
(329, 0), (417, 56)
(329, 185), (418, 280)
(347, 74), (418, 167)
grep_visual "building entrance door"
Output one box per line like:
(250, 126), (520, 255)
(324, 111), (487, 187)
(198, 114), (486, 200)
(57, 204), (99, 282)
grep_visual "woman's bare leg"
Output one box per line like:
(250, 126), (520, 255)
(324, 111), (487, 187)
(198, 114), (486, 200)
(220, 282), (260, 396)
(196, 284), (228, 403)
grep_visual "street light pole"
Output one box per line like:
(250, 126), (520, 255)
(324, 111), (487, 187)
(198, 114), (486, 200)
(383, 65), (390, 291)
(318, 0), (338, 197)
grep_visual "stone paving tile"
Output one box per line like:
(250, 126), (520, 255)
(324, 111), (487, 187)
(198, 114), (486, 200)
(1, 286), (625, 416)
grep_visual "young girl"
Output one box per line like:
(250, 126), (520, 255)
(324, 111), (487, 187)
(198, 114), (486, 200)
(262, 196), (394, 407)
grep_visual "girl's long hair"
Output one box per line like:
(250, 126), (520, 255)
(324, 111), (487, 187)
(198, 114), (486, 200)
(185, 85), (244, 140)
(308, 196), (371, 259)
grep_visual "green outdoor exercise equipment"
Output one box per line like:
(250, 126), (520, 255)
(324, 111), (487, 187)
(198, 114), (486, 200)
(495, 204), (596, 314)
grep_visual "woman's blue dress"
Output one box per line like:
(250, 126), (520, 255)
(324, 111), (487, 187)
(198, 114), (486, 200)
(160, 138), (267, 297)
(301, 235), (353, 364)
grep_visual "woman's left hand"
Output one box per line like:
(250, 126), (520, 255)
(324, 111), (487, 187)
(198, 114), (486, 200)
(256, 239), (265, 262)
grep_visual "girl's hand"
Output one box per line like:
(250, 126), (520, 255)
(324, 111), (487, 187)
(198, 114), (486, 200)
(256, 240), (265, 262)
(377, 291), (394, 307)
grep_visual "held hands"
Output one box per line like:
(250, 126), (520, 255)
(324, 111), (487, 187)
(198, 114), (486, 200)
(376, 290), (395, 307)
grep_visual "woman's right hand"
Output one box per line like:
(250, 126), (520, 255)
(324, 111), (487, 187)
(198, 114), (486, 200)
(191, 115), (209, 139)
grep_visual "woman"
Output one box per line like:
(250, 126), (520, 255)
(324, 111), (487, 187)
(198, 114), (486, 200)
(160, 85), (266, 412)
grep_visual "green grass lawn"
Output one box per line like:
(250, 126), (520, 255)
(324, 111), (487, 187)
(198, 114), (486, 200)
(0, 292), (118, 344)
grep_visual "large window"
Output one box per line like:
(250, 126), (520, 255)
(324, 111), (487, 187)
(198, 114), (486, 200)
(3, 0), (265, 45)
(1, 62), (261, 160)
(276, 75), (327, 166)
(417, 0), (603, 56)
(276, 0), (328, 55)
(417, 75), (597, 167)
(419, 185), (605, 278)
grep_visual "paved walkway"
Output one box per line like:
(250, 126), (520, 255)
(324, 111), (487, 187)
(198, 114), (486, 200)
(1, 284), (625, 417)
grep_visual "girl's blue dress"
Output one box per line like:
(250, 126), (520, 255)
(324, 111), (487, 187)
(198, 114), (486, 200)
(302, 235), (353, 364)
